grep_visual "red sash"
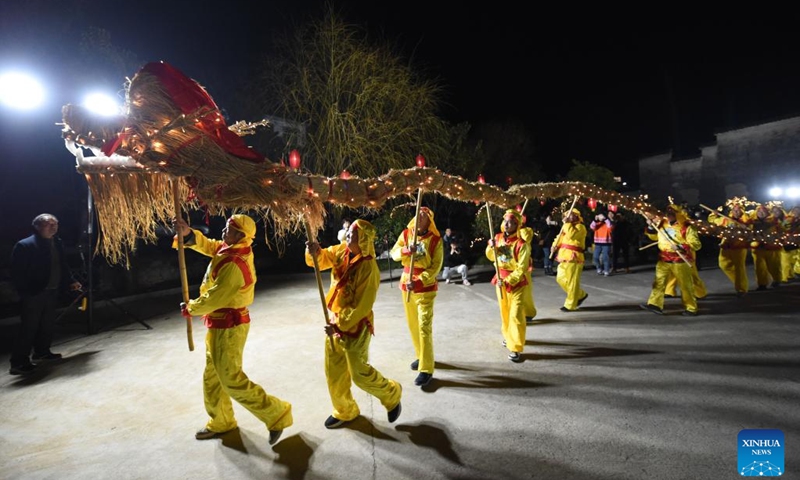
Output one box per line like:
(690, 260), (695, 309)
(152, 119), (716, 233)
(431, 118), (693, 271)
(204, 307), (251, 329)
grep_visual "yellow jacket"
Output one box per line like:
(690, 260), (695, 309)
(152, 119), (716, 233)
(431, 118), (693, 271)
(645, 220), (702, 262)
(179, 229), (256, 317)
(305, 242), (380, 334)
(485, 232), (531, 289)
(390, 230), (443, 293)
(552, 223), (587, 263)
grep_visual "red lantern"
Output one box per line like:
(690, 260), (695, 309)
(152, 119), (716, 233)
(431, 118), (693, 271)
(608, 204), (618, 213)
(340, 169), (352, 180)
(415, 154), (426, 168)
(288, 149), (301, 170)
(540, 200), (545, 206)
(477, 173), (486, 184)
(587, 198), (597, 211)
(506, 176), (513, 186)
(515, 204), (523, 212)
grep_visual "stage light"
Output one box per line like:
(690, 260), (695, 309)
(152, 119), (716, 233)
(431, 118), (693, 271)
(83, 92), (121, 116)
(0, 71), (45, 110)
(768, 187), (783, 198)
(786, 187), (799, 199)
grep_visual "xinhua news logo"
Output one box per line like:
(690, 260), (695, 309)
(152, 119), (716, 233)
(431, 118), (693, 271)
(738, 429), (784, 476)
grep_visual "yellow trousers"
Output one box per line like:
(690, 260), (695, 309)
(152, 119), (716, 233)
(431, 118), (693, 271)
(523, 271), (536, 319)
(325, 327), (402, 421)
(556, 262), (586, 310)
(718, 248), (749, 294)
(403, 291), (437, 374)
(781, 250), (796, 281)
(203, 324), (293, 433)
(496, 284), (530, 353)
(751, 249), (781, 287)
(665, 262), (707, 298)
(647, 262), (697, 313)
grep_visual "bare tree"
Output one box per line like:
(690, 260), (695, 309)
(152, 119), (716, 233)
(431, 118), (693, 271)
(252, 8), (453, 178)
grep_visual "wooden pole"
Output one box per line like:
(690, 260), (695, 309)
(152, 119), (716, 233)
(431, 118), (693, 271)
(172, 180), (194, 352)
(699, 204), (747, 227)
(485, 202), (504, 299)
(303, 220), (336, 349)
(405, 188), (424, 303)
(638, 241), (659, 251)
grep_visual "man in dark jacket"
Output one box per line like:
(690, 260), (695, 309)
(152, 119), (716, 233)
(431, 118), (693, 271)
(9, 214), (81, 375)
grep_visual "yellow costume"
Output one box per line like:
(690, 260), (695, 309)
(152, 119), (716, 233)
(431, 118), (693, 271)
(708, 206), (750, 295)
(665, 261), (708, 298)
(642, 206), (701, 314)
(390, 207), (443, 383)
(552, 209), (588, 311)
(785, 207), (800, 279)
(485, 210), (533, 359)
(748, 205), (783, 289)
(305, 219), (401, 423)
(178, 215), (292, 436)
(518, 225), (537, 320)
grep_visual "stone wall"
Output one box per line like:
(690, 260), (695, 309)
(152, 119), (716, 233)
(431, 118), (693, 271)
(639, 115), (800, 207)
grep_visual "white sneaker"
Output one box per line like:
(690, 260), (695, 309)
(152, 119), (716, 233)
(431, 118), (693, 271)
(463, 279), (471, 286)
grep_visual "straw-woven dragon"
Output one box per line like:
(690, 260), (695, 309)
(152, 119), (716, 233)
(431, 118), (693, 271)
(60, 62), (795, 264)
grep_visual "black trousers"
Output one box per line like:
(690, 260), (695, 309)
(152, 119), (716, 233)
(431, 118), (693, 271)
(613, 243), (630, 270)
(10, 289), (58, 367)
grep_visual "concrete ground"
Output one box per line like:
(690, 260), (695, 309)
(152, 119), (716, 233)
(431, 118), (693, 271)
(1, 263), (798, 480)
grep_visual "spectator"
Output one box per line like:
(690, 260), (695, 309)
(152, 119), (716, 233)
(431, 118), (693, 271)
(441, 238), (471, 285)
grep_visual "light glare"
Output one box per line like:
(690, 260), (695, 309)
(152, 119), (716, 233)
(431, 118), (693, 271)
(83, 93), (120, 116)
(768, 187), (783, 198)
(786, 187), (799, 199)
(0, 72), (45, 110)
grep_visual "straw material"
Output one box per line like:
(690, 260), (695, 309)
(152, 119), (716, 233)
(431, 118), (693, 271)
(60, 67), (798, 264)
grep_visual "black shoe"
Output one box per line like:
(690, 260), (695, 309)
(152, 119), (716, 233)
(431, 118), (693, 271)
(681, 310), (699, 317)
(508, 352), (523, 363)
(559, 306), (572, 312)
(31, 352), (62, 361)
(526, 317), (534, 325)
(577, 293), (589, 306)
(771, 282), (781, 288)
(639, 303), (663, 315)
(195, 427), (233, 440)
(736, 291), (746, 298)
(9, 363), (37, 376)
(387, 402), (402, 423)
(410, 359), (419, 371)
(414, 372), (432, 387)
(268, 429), (283, 445)
(324, 416), (347, 429)
(756, 285), (767, 291)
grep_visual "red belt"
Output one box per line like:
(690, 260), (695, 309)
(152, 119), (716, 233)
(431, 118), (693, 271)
(332, 316), (373, 338)
(492, 268), (529, 292)
(401, 266), (437, 293)
(559, 244), (583, 252)
(204, 307), (251, 329)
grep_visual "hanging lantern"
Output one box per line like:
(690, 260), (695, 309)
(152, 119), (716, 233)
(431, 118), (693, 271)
(506, 176), (513, 186)
(587, 198), (597, 211)
(415, 154), (426, 168)
(288, 149), (301, 170)
(608, 204), (618, 213)
(477, 173), (486, 184)
(540, 200), (545, 206)
(340, 169), (352, 180)
(515, 204), (523, 212)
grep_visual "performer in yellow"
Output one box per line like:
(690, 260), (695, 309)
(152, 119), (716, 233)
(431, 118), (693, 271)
(390, 207), (443, 387)
(517, 218), (537, 324)
(707, 200), (751, 296)
(485, 209), (533, 363)
(305, 219), (402, 429)
(640, 205), (702, 316)
(552, 208), (588, 312)
(785, 206), (800, 280)
(174, 214), (292, 445)
(749, 203), (783, 290)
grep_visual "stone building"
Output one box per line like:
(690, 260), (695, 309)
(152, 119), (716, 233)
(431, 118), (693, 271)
(639, 115), (800, 208)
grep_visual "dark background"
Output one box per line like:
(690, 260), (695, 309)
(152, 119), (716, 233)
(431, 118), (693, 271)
(2, 2), (800, 248)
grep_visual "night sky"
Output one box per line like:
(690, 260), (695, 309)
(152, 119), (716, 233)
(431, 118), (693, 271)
(2, 2), (799, 246)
